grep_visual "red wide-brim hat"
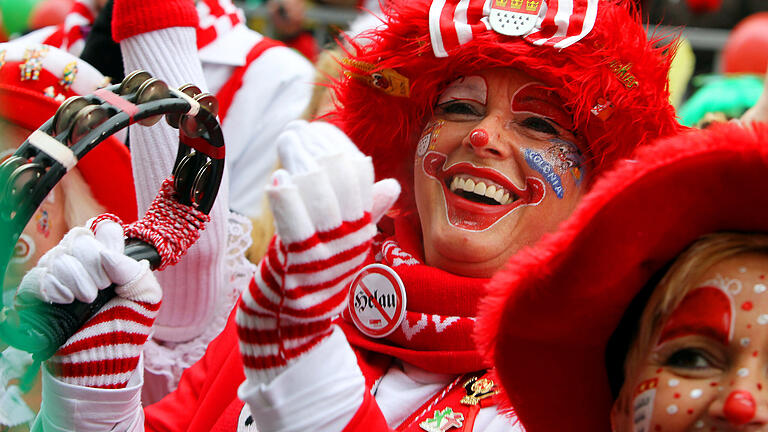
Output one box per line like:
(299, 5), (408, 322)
(0, 42), (136, 222)
(474, 121), (768, 431)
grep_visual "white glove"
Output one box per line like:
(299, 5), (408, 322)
(16, 219), (146, 306)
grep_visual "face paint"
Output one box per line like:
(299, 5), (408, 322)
(510, 82), (575, 131)
(469, 129), (489, 148)
(10, 233), (35, 264)
(523, 149), (564, 199)
(545, 139), (585, 185)
(437, 75), (488, 106)
(416, 120), (445, 159)
(617, 255), (768, 432)
(35, 209), (51, 238)
(632, 378), (658, 432)
(421, 151), (545, 231)
(657, 286), (734, 347)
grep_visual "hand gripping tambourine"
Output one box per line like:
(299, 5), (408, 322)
(0, 70), (225, 362)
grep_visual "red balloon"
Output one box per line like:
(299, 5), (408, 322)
(686, 0), (721, 14)
(688, 0), (723, 13)
(723, 12), (768, 75)
(28, 0), (74, 30)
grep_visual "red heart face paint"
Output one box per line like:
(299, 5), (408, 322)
(615, 254), (768, 432)
(657, 286), (734, 347)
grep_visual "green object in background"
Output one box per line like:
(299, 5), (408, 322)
(678, 75), (764, 127)
(0, 0), (41, 36)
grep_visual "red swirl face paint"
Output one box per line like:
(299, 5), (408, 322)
(658, 286), (733, 347)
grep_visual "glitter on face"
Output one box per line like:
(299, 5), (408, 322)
(754, 283), (767, 294)
(666, 405), (678, 415)
(690, 389), (703, 399)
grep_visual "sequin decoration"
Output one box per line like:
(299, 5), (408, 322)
(59, 61), (78, 90)
(20, 47), (49, 81)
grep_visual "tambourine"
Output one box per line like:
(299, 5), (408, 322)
(0, 70), (225, 362)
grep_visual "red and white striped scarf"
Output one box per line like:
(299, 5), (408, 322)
(340, 214), (487, 375)
(42, 0), (244, 53)
(429, 0), (599, 57)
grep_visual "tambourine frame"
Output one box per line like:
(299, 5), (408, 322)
(0, 73), (225, 361)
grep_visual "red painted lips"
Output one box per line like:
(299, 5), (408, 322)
(422, 151), (545, 231)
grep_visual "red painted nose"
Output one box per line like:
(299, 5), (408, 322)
(724, 390), (756, 425)
(469, 129), (489, 147)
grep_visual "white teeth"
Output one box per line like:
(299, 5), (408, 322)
(450, 175), (515, 205)
(450, 177), (459, 191)
(475, 182), (486, 195)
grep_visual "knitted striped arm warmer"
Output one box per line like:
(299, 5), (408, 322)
(236, 152), (378, 384)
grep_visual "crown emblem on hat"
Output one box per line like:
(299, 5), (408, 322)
(509, 0), (523, 9)
(526, 0), (540, 11)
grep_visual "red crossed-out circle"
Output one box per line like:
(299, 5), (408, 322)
(348, 264), (407, 338)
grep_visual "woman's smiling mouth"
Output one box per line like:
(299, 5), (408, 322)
(422, 151), (545, 231)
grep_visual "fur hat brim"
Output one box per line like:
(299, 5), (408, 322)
(474, 122), (768, 431)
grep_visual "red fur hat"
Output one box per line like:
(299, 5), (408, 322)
(334, 0), (684, 211)
(0, 42), (137, 222)
(474, 122), (768, 431)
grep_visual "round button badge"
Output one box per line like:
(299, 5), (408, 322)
(348, 264), (407, 338)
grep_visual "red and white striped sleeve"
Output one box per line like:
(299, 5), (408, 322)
(236, 150), (379, 383)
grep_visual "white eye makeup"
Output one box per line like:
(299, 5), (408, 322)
(437, 75), (488, 106)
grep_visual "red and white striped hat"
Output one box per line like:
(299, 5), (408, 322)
(0, 41), (136, 222)
(334, 0), (684, 212)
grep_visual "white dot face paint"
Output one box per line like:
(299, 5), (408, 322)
(754, 283), (767, 294)
(666, 404), (678, 415)
(615, 255), (768, 432)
